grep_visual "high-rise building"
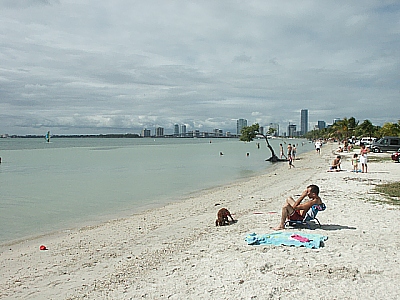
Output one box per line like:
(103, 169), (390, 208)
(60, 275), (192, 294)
(267, 123), (279, 136)
(174, 124), (179, 136)
(237, 118), (247, 135)
(141, 128), (151, 137)
(300, 109), (308, 135)
(180, 124), (187, 137)
(317, 121), (326, 130)
(213, 129), (223, 137)
(155, 127), (164, 137)
(288, 124), (296, 137)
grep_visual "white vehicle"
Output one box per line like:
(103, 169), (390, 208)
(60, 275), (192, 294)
(355, 137), (377, 146)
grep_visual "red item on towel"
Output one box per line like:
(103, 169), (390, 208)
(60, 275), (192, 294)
(291, 234), (310, 243)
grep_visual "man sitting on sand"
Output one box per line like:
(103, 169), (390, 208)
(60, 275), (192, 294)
(273, 184), (322, 230)
(328, 155), (341, 172)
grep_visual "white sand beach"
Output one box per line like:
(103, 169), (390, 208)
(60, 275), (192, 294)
(1, 143), (399, 299)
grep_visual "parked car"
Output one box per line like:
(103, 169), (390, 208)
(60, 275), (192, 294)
(391, 148), (400, 162)
(355, 137), (377, 146)
(371, 136), (400, 153)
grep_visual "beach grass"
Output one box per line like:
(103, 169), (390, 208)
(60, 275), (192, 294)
(374, 181), (400, 205)
(367, 156), (392, 162)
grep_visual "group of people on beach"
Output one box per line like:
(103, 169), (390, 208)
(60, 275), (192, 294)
(328, 142), (370, 173)
(272, 141), (369, 230)
(279, 143), (297, 168)
(225, 140), (370, 231)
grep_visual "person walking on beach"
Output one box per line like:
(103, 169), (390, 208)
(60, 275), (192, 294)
(359, 143), (370, 173)
(288, 154), (294, 168)
(292, 144), (297, 160)
(287, 144), (292, 158)
(273, 184), (322, 230)
(279, 144), (287, 159)
(315, 140), (321, 154)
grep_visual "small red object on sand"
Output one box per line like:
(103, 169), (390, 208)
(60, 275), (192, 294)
(40, 245), (47, 250)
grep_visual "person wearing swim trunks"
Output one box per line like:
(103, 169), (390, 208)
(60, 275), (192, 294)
(273, 184), (322, 230)
(359, 143), (370, 173)
(315, 140), (321, 154)
(287, 143), (292, 157)
(328, 155), (341, 172)
(279, 144), (287, 159)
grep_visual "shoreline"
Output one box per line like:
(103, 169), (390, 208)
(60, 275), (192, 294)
(1, 143), (399, 299)
(0, 155), (283, 248)
(0, 138), (314, 244)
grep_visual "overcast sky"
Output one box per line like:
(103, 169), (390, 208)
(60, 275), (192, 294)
(1, 0), (399, 135)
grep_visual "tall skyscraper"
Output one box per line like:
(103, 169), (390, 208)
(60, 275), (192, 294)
(141, 128), (151, 137)
(300, 109), (308, 135)
(237, 118), (247, 135)
(155, 127), (164, 137)
(174, 124), (179, 136)
(180, 124), (187, 137)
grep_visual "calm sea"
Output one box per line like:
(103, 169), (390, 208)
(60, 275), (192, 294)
(0, 137), (313, 244)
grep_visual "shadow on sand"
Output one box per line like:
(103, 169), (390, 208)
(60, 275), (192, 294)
(319, 224), (357, 231)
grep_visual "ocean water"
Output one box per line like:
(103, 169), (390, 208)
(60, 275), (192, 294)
(0, 137), (313, 244)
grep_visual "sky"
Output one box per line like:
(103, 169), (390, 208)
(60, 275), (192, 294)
(0, 0), (399, 136)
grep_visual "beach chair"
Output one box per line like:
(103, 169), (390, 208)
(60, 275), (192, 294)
(285, 203), (326, 229)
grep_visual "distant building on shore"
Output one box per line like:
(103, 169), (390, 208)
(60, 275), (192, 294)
(141, 128), (151, 137)
(266, 123), (279, 136)
(300, 109), (308, 135)
(287, 124), (297, 137)
(317, 121), (326, 130)
(174, 124), (179, 136)
(237, 118), (247, 136)
(155, 127), (164, 137)
(180, 124), (187, 137)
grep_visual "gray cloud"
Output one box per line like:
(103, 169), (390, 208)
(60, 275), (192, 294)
(0, 0), (399, 135)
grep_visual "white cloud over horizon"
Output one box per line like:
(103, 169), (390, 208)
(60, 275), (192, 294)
(0, 0), (399, 135)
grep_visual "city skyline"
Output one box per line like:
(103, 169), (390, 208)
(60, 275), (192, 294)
(2, 112), (383, 138)
(134, 110), (320, 137)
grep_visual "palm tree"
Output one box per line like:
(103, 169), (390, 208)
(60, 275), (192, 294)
(356, 119), (376, 138)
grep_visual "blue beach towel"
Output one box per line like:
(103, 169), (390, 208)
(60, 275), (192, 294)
(245, 231), (328, 249)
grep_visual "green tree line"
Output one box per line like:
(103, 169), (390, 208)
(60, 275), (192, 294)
(304, 118), (400, 141)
